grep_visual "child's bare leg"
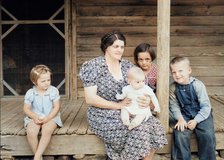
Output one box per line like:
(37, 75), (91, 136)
(26, 122), (41, 153)
(129, 114), (145, 130)
(121, 109), (130, 126)
(34, 120), (57, 160)
(144, 149), (155, 160)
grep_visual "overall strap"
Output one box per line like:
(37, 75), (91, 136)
(175, 79), (198, 107)
(189, 79), (198, 105)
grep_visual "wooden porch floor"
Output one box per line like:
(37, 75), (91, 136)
(1, 96), (224, 157)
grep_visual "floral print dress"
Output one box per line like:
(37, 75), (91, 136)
(79, 56), (167, 160)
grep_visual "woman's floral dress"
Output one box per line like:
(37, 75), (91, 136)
(79, 56), (167, 160)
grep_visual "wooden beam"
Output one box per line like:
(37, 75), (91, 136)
(157, 0), (171, 132)
(1, 132), (223, 156)
(71, 0), (78, 99)
(64, 0), (71, 99)
(0, 135), (105, 156)
(1, 6), (17, 21)
(0, 0), (3, 97)
(1, 20), (64, 25)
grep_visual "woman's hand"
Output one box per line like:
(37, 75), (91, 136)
(137, 94), (151, 108)
(118, 98), (132, 109)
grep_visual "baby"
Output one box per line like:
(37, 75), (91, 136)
(116, 66), (160, 130)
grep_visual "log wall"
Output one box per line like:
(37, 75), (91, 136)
(73, 0), (224, 97)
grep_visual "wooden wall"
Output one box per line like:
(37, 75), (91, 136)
(74, 0), (224, 97)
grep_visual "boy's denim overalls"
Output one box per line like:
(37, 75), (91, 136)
(171, 81), (216, 160)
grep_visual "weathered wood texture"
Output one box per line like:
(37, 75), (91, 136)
(1, 97), (224, 156)
(156, 0), (170, 132)
(74, 0), (224, 97)
(0, 0), (3, 97)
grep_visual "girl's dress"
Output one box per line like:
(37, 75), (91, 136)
(145, 63), (157, 92)
(80, 56), (167, 160)
(24, 85), (63, 127)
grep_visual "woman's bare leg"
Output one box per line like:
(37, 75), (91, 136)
(144, 149), (155, 160)
(34, 120), (57, 160)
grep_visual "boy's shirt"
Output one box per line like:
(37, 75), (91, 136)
(169, 77), (211, 123)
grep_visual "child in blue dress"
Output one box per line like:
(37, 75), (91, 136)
(23, 64), (62, 160)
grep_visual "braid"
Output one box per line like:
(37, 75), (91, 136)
(100, 31), (126, 53)
(101, 31), (119, 43)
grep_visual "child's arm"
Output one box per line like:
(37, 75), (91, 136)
(169, 84), (187, 131)
(193, 80), (212, 123)
(187, 80), (212, 130)
(23, 103), (42, 124)
(150, 95), (160, 113)
(187, 119), (197, 130)
(175, 117), (187, 132)
(169, 84), (184, 120)
(42, 100), (60, 124)
(143, 86), (160, 112)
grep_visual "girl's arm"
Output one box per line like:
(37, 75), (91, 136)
(42, 100), (60, 124)
(84, 85), (131, 110)
(23, 103), (41, 124)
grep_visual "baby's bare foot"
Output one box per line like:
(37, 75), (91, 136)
(123, 120), (130, 126)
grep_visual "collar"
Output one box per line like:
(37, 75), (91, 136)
(33, 86), (51, 96)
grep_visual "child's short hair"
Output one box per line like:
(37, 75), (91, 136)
(30, 64), (52, 85)
(170, 56), (190, 66)
(128, 66), (144, 79)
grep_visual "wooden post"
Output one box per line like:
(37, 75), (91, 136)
(64, 0), (71, 99)
(71, 0), (77, 100)
(157, 0), (170, 132)
(0, 1), (3, 97)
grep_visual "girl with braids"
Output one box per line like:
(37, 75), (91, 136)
(79, 31), (167, 160)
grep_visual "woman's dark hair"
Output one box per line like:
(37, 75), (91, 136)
(133, 43), (156, 65)
(100, 31), (126, 53)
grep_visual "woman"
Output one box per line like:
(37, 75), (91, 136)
(134, 43), (157, 93)
(79, 31), (167, 160)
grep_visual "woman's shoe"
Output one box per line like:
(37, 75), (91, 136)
(106, 155), (112, 160)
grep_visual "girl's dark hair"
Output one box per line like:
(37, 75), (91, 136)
(100, 31), (126, 53)
(133, 43), (156, 65)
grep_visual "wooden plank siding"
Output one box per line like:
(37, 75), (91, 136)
(0, 0), (2, 97)
(1, 97), (224, 156)
(74, 0), (224, 98)
(1, 0), (224, 158)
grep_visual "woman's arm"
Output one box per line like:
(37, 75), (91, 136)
(84, 85), (131, 110)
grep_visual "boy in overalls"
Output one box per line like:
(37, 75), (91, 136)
(169, 56), (216, 160)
